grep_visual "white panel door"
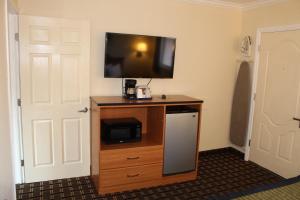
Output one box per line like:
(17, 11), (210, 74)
(20, 16), (90, 182)
(250, 30), (300, 178)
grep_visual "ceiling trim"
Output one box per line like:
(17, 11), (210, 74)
(181, 0), (241, 8)
(241, 0), (288, 10)
(181, 0), (288, 10)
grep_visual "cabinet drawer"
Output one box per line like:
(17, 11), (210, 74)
(100, 146), (163, 169)
(100, 163), (162, 187)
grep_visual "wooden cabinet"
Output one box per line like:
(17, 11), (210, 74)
(100, 146), (163, 170)
(100, 163), (162, 188)
(90, 95), (203, 194)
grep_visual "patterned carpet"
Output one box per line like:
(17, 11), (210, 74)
(235, 182), (300, 200)
(16, 148), (284, 200)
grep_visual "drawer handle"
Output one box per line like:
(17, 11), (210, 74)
(127, 173), (140, 178)
(127, 156), (140, 160)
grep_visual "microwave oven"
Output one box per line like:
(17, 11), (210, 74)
(101, 118), (142, 144)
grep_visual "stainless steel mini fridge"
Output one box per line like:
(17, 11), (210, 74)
(163, 107), (198, 175)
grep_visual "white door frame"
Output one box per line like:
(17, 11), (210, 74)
(245, 23), (300, 161)
(7, 0), (24, 183)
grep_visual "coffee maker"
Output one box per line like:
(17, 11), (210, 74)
(124, 79), (137, 99)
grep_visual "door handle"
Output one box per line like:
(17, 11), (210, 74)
(78, 107), (88, 113)
(293, 117), (300, 128)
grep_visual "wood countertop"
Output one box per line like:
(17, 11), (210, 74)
(91, 95), (203, 106)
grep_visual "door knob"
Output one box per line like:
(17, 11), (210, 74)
(78, 107), (88, 113)
(293, 117), (300, 128)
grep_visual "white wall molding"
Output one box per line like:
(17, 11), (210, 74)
(180, 0), (289, 10)
(242, 0), (288, 11)
(180, 0), (241, 9)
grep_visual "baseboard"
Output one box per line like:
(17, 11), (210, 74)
(230, 144), (246, 153)
(199, 147), (244, 158)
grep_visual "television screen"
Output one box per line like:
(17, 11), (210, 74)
(104, 32), (176, 78)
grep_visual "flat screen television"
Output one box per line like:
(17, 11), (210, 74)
(104, 32), (176, 78)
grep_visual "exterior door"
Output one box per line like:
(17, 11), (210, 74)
(250, 30), (300, 178)
(20, 16), (90, 182)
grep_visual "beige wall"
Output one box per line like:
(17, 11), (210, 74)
(0, 0), (15, 199)
(10, 0), (17, 9)
(242, 0), (300, 58)
(17, 0), (242, 151)
(1, 0), (297, 193)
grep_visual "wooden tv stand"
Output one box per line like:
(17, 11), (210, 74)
(90, 95), (203, 194)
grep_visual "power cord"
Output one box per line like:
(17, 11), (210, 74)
(147, 78), (152, 86)
(121, 78), (125, 97)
